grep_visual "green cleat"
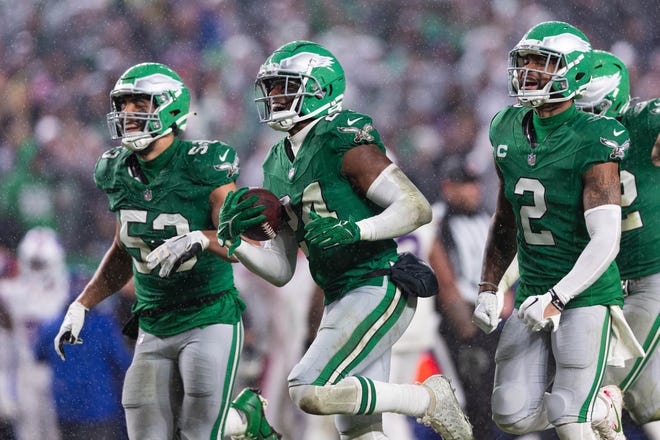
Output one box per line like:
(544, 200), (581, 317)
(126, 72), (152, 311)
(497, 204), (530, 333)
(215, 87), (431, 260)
(230, 388), (282, 440)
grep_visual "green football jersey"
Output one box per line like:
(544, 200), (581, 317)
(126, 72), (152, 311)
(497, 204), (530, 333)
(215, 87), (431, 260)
(617, 98), (660, 279)
(490, 105), (629, 309)
(94, 138), (245, 337)
(262, 110), (398, 303)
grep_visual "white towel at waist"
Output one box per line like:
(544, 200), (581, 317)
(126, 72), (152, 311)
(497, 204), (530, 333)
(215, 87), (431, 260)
(608, 305), (646, 368)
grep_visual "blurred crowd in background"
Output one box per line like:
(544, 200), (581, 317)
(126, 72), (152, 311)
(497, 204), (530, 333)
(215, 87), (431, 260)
(0, 1), (657, 439)
(0, 0), (657, 265)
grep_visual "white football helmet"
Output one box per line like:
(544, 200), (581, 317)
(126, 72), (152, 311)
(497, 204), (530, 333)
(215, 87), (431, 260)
(17, 227), (65, 274)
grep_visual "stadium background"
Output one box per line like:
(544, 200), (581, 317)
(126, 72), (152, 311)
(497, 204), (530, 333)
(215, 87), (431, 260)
(0, 0), (657, 267)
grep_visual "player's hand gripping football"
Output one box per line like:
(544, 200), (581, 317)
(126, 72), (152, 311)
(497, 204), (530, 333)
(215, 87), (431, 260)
(518, 289), (564, 332)
(304, 211), (360, 249)
(217, 187), (266, 256)
(146, 231), (210, 278)
(54, 301), (88, 361)
(472, 290), (504, 334)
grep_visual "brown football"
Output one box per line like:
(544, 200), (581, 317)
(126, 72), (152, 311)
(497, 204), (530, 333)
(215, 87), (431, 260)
(238, 188), (283, 241)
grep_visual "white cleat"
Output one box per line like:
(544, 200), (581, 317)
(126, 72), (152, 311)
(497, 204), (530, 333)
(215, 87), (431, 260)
(592, 385), (626, 440)
(418, 374), (474, 440)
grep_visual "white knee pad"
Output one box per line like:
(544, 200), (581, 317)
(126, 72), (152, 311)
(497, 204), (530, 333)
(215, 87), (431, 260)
(491, 384), (533, 431)
(545, 390), (572, 425)
(493, 386), (552, 435)
(289, 378), (360, 415)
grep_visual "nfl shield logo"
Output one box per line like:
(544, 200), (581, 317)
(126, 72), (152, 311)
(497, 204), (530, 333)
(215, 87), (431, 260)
(144, 189), (153, 201)
(527, 154), (536, 166)
(288, 168), (295, 180)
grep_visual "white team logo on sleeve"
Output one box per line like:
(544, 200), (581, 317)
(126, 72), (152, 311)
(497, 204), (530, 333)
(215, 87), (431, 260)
(214, 155), (240, 177)
(337, 123), (375, 143)
(600, 137), (630, 159)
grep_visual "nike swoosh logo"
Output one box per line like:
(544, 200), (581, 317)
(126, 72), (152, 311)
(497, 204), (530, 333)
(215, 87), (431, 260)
(218, 150), (230, 161)
(347, 117), (363, 126)
(613, 129), (625, 136)
(612, 402), (622, 432)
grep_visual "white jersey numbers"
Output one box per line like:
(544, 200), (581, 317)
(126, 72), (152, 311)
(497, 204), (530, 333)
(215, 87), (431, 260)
(515, 177), (556, 246)
(620, 170), (643, 232)
(119, 210), (195, 274)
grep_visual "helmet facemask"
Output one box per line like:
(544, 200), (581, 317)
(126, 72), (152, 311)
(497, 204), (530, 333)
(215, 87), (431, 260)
(255, 72), (324, 131)
(508, 21), (592, 108)
(108, 93), (170, 151)
(508, 49), (573, 107)
(575, 92), (614, 116)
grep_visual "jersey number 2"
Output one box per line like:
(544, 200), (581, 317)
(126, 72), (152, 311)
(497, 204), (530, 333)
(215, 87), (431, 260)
(515, 178), (555, 246)
(620, 170), (642, 231)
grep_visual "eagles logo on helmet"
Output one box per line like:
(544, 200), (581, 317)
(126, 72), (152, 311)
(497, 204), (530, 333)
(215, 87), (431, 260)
(575, 50), (631, 118)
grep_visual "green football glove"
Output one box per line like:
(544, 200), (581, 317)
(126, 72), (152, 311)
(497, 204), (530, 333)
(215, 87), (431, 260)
(304, 211), (361, 249)
(217, 187), (266, 256)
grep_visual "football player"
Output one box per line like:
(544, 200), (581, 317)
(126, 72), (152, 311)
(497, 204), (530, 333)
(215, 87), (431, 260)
(54, 62), (280, 439)
(474, 21), (633, 439)
(216, 41), (473, 440)
(1, 227), (68, 440)
(576, 50), (660, 439)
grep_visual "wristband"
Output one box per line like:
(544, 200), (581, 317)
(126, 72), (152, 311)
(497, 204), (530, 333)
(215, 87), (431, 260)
(479, 289), (498, 296)
(478, 281), (499, 291)
(549, 288), (565, 311)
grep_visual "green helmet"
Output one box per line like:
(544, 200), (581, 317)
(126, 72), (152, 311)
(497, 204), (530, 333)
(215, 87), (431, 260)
(508, 21), (592, 108)
(107, 62), (191, 152)
(575, 50), (630, 118)
(254, 41), (345, 131)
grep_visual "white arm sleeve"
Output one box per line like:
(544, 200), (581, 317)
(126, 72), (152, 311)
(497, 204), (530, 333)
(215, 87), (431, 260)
(232, 225), (298, 287)
(498, 253), (519, 293)
(553, 204), (621, 304)
(355, 164), (432, 240)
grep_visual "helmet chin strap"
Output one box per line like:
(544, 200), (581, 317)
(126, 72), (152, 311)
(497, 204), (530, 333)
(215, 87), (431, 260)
(267, 87), (306, 132)
(122, 128), (172, 152)
(268, 109), (298, 132)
